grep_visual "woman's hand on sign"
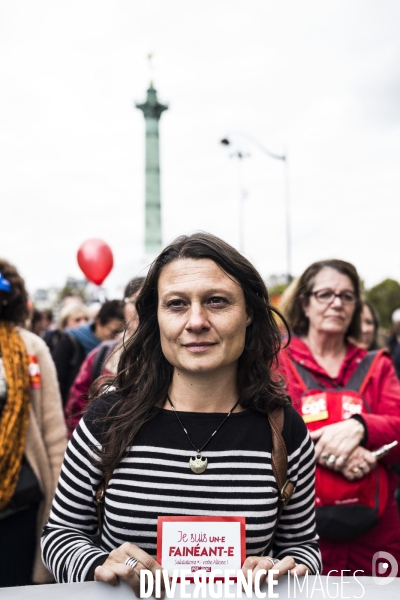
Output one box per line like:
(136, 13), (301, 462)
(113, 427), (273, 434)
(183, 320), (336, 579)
(242, 555), (308, 588)
(94, 542), (165, 598)
(340, 445), (377, 480)
(310, 418), (365, 470)
(289, 563), (309, 577)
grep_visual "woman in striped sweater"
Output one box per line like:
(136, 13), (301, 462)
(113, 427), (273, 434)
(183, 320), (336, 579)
(42, 233), (321, 596)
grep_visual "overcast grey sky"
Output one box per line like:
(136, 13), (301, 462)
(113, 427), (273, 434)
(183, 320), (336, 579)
(1, 1), (399, 296)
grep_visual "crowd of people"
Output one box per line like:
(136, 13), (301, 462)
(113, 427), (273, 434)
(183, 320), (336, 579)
(1, 234), (400, 593)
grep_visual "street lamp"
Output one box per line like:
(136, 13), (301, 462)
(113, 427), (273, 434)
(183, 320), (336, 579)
(220, 134), (292, 282)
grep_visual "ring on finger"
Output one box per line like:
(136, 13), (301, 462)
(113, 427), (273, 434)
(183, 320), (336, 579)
(321, 452), (329, 460)
(358, 463), (365, 471)
(265, 557), (279, 567)
(327, 454), (336, 465)
(352, 467), (360, 474)
(125, 556), (139, 569)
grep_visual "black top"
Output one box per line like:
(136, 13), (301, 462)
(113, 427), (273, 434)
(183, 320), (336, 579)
(388, 333), (400, 379)
(52, 333), (86, 405)
(41, 397), (322, 581)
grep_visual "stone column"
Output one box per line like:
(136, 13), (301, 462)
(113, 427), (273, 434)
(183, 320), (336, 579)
(136, 84), (168, 255)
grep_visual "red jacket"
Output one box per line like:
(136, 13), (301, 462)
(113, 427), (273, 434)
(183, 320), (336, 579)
(64, 345), (113, 438)
(280, 337), (400, 465)
(279, 337), (400, 575)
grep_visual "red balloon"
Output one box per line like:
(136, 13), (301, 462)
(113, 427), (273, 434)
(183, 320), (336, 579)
(77, 239), (114, 285)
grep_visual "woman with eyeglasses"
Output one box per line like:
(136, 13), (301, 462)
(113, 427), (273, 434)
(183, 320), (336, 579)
(279, 259), (400, 576)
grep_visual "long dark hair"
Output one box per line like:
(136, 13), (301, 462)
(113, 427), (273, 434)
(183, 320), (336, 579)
(285, 259), (362, 339)
(92, 233), (290, 475)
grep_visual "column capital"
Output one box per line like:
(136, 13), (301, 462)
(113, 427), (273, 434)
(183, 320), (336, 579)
(136, 83), (168, 120)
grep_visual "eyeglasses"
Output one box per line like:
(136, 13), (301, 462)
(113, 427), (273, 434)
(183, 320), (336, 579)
(308, 289), (357, 305)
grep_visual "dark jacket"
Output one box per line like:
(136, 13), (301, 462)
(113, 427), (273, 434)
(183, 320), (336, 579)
(387, 332), (400, 379)
(64, 340), (117, 437)
(52, 333), (86, 406)
(43, 329), (63, 356)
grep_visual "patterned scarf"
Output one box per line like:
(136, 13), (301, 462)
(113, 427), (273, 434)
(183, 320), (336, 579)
(0, 322), (30, 510)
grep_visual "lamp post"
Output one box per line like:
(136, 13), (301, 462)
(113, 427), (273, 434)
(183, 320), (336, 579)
(220, 135), (292, 282)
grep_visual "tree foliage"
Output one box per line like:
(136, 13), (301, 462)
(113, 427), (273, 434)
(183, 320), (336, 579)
(268, 282), (289, 308)
(268, 282), (289, 297)
(365, 278), (400, 329)
(58, 282), (87, 303)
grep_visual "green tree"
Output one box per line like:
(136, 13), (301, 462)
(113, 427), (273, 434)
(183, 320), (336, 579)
(268, 282), (289, 298)
(365, 278), (400, 329)
(58, 282), (87, 304)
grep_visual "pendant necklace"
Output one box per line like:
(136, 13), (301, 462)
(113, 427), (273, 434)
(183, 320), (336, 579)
(166, 394), (240, 474)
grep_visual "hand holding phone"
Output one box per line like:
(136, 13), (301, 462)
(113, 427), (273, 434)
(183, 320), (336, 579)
(372, 440), (398, 459)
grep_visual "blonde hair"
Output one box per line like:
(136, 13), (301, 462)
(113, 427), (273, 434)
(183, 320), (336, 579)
(277, 277), (301, 328)
(58, 303), (89, 330)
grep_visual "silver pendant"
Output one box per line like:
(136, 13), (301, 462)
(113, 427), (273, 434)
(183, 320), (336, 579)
(189, 453), (208, 474)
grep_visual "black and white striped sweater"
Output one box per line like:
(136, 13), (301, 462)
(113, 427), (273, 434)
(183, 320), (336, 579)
(41, 399), (322, 581)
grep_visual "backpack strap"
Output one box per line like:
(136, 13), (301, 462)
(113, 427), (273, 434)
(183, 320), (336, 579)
(95, 473), (111, 535)
(358, 349), (388, 396)
(66, 332), (84, 368)
(289, 359), (328, 391)
(340, 350), (378, 392)
(288, 350), (387, 395)
(92, 343), (113, 381)
(282, 353), (308, 392)
(265, 408), (295, 554)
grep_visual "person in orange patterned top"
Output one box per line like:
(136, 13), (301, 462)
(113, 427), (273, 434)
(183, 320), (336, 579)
(0, 259), (66, 586)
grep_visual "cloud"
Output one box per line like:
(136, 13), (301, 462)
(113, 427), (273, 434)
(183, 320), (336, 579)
(1, 0), (400, 294)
